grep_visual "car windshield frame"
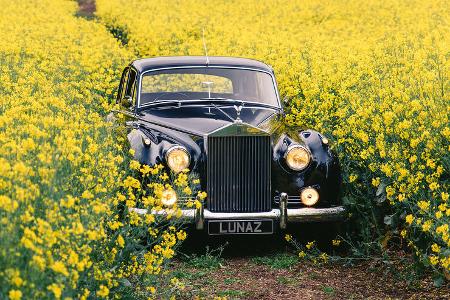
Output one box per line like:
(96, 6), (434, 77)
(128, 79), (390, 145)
(137, 66), (281, 109)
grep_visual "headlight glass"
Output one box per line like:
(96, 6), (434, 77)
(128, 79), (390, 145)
(161, 189), (177, 207)
(301, 187), (319, 206)
(285, 145), (310, 171)
(166, 146), (190, 173)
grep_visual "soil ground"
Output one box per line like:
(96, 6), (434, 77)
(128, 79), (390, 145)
(173, 234), (450, 299)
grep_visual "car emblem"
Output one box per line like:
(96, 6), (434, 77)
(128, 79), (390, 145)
(234, 104), (243, 123)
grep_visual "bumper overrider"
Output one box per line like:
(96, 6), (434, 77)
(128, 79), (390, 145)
(130, 193), (346, 231)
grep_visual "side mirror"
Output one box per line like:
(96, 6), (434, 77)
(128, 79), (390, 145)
(121, 95), (133, 108)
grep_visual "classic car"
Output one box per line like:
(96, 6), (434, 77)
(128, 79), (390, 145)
(116, 56), (345, 236)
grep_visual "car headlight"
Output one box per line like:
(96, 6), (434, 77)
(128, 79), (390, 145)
(285, 145), (311, 171)
(301, 187), (319, 206)
(161, 189), (177, 206)
(166, 145), (190, 173)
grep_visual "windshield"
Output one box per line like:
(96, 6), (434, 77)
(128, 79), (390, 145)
(139, 67), (279, 107)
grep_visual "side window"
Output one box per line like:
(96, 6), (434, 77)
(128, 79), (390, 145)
(126, 69), (137, 105)
(117, 67), (130, 103)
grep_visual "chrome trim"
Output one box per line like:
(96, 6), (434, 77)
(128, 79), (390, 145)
(284, 144), (312, 171)
(130, 206), (346, 225)
(140, 99), (280, 111)
(137, 65), (282, 109)
(208, 122), (269, 136)
(279, 193), (288, 229)
(195, 202), (204, 230)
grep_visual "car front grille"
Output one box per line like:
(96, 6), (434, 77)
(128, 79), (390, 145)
(207, 135), (271, 212)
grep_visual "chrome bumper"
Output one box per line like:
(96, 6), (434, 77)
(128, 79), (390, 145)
(130, 194), (346, 230)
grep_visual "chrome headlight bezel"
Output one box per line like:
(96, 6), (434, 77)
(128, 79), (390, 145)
(165, 145), (190, 173)
(284, 144), (311, 171)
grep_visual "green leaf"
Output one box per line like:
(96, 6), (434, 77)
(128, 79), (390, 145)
(433, 275), (444, 287)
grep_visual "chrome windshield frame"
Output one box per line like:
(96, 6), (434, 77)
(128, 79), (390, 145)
(137, 66), (282, 109)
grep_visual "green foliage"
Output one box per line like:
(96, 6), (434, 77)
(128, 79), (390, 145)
(252, 253), (298, 269)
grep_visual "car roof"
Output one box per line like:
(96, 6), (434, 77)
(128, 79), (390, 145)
(131, 56), (273, 73)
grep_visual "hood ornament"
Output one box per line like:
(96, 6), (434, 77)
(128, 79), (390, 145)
(234, 104), (243, 123)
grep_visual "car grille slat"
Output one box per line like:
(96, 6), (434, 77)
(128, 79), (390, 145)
(207, 135), (271, 212)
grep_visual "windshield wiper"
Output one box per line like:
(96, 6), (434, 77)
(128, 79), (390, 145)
(199, 97), (279, 110)
(141, 99), (182, 108)
(200, 97), (245, 104)
(210, 102), (238, 123)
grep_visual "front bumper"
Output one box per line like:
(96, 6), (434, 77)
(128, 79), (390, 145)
(130, 193), (346, 230)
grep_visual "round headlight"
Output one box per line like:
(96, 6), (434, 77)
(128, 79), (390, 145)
(161, 189), (177, 207)
(301, 187), (319, 206)
(166, 145), (190, 173)
(285, 145), (311, 171)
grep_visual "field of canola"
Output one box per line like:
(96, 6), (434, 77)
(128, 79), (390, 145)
(97, 0), (449, 277)
(0, 1), (200, 299)
(0, 0), (449, 299)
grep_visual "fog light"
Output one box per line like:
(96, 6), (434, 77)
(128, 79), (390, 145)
(161, 189), (177, 207)
(300, 187), (319, 206)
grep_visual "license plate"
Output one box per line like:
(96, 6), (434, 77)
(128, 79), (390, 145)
(208, 219), (273, 235)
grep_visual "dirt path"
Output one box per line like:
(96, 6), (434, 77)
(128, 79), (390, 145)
(77, 0), (95, 18)
(173, 255), (450, 299)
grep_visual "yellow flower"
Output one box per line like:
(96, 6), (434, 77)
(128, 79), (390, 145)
(47, 284), (63, 299)
(405, 214), (414, 224)
(129, 160), (141, 170)
(332, 239), (341, 246)
(183, 186), (192, 195)
(11, 275), (23, 287)
(117, 234), (125, 248)
(197, 191), (207, 201)
(421, 220), (432, 232)
(50, 261), (69, 276)
(429, 182), (439, 191)
(431, 243), (440, 253)
(417, 201), (430, 211)
(436, 224), (448, 235)
(285, 234), (292, 242)
(176, 230), (187, 241)
(298, 251), (306, 258)
(306, 241), (315, 250)
(429, 256), (439, 266)
(9, 290), (22, 300)
(97, 285), (109, 298)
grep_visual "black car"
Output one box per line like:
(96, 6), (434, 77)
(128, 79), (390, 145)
(116, 56), (345, 236)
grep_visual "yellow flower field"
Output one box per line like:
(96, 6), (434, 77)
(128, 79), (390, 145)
(96, 0), (449, 274)
(1, 0), (449, 298)
(0, 0), (197, 299)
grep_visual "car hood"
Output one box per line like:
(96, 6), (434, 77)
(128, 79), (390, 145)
(137, 105), (279, 136)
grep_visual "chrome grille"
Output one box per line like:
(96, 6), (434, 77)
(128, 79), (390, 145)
(207, 135), (271, 212)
